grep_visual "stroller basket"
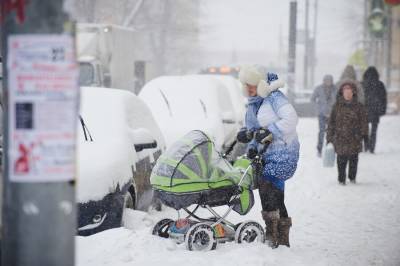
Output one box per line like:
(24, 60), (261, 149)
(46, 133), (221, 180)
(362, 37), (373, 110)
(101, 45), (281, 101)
(154, 185), (242, 210)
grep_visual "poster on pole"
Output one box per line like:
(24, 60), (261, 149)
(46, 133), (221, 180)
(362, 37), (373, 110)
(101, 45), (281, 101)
(7, 34), (79, 182)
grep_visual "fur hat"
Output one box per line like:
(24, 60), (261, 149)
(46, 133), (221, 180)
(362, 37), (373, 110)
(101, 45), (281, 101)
(238, 65), (264, 86)
(239, 65), (285, 97)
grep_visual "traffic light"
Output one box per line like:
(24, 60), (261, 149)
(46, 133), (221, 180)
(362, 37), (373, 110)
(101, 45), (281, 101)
(368, 0), (387, 38)
(384, 0), (400, 5)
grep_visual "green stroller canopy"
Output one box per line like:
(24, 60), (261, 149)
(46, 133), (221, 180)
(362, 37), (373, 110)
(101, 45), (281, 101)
(151, 130), (254, 215)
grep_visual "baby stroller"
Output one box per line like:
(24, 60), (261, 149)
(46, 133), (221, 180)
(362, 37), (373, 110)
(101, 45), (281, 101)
(151, 130), (268, 251)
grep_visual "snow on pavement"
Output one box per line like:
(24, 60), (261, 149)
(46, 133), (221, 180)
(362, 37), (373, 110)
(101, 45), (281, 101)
(76, 115), (400, 266)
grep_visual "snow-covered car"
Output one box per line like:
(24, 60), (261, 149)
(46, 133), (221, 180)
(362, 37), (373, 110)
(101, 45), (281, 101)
(207, 75), (247, 158)
(139, 75), (237, 150)
(208, 75), (246, 127)
(77, 87), (165, 236)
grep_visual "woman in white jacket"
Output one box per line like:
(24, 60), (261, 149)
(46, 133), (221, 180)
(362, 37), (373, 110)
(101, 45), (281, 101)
(236, 65), (300, 248)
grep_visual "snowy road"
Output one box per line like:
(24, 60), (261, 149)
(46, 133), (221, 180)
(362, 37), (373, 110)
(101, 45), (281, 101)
(76, 116), (400, 266)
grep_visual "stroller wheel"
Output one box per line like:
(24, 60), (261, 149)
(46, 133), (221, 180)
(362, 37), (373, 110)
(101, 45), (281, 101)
(235, 220), (265, 244)
(185, 223), (217, 251)
(152, 218), (173, 238)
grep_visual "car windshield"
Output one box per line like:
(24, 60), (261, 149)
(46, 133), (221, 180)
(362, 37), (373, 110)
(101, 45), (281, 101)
(79, 62), (95, 86)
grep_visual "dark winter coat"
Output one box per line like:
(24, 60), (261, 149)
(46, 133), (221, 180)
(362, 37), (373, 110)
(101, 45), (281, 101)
(327, 82), (368, 155)
(362, 67), (387, 123)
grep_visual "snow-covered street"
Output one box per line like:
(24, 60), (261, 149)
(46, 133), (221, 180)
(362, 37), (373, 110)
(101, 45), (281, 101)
(76, 115), (400, 266)
(3, 1), (400, 265)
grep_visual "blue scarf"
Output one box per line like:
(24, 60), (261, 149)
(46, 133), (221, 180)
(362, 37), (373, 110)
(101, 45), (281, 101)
(245, 96), (264, 131)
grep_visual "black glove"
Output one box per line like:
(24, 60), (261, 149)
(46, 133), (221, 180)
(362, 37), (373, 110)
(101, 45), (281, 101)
(247, 147), (258, 159)
(254, 128), (273, 144)
(363, 135), (369, 152)
(237, 128), (254, 143)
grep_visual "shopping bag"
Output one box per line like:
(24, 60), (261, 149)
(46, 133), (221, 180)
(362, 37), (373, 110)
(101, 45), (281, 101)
(322, 143), (336, 168)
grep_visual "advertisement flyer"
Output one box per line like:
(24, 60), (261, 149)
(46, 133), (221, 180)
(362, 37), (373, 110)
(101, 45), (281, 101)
(7, 34), (79, 182)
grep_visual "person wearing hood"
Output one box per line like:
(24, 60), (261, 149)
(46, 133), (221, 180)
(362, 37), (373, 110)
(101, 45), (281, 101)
(362, 66), (387, 153)
(311, 74), (337, 156)
(236, 65), (300, 248)
(338, 65), (365, 104)
(327, 80), (368, 185)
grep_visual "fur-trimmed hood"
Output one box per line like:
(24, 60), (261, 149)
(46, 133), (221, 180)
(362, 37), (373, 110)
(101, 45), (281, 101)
(336, 79), (359, 103)
(239, 65), (285, 98)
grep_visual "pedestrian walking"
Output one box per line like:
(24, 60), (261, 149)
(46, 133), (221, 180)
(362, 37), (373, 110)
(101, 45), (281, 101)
(327, 80), (368, 185)
(362, 66), (387, 153)
(311, 75), (337, 156)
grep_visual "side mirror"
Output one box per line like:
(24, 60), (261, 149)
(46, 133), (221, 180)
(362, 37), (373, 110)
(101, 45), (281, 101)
(134, 141), (157, 152)
(222, 111), (236, 124)
(132, 128), (158, 152)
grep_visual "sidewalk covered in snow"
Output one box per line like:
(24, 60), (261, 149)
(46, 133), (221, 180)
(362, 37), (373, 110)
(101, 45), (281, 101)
(76, 115), (400, 266)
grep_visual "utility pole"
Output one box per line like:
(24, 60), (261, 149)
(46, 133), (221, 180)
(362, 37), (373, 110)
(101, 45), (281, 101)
(1, 1), (78, 266)
(288, 1), (298, 102)
(310, 0), (318, 88)
(385, 6), (392, 88)
(364, 0), (370, 64)
(303, 0), (310, 90)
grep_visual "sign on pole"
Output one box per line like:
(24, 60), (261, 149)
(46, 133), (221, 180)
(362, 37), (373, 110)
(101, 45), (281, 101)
(7, 34), (79, 183)
(2, 1), (77, 266)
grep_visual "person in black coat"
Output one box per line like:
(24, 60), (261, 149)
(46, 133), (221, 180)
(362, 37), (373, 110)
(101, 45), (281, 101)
(362, 66), (387, 153)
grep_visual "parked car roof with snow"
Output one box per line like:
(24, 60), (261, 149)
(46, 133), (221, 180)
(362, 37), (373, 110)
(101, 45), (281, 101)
(206, 74), (247, 127)
(139, 75), (237, 150)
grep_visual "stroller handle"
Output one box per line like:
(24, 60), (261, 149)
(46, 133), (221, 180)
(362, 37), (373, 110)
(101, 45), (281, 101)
(237, 162), (253, 187)
(222, 140), (237, 159)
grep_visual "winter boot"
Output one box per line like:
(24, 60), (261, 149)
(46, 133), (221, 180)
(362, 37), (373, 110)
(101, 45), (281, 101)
(261, 210), (280, 248)
(278, 217), (292, 247)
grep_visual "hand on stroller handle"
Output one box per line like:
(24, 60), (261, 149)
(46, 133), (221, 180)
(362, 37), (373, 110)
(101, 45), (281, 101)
(236, 140), (271, 188)
(236, 128), (273, 145)
(222, 138), (272, 160)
